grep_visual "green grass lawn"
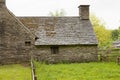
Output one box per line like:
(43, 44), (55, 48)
(35, 62), (120, 80)
(0, 64), (31, 80)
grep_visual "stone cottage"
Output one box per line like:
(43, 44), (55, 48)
(0, 0), (98, 64)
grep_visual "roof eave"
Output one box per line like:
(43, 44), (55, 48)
(35, 44), (98, 46)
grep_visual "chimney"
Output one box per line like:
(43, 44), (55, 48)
(78, 5), (90, 20)
(0, 0), (5, 5)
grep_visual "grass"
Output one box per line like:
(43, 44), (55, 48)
(0, 64), (31, 80)
(35, 62), (120, 80)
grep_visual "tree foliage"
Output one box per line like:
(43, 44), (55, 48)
(48, 9), (66, 17)
(111, 29), (119, 41)
(90, 14), (112, 49)
(111, 26), (120, 41)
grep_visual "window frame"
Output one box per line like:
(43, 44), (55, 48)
(25, 41), (31, 46)
(50, 46), (59, 54)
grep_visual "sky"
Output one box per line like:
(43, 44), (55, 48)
(6, 0), (120, 30)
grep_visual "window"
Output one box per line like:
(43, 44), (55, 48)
(25, 41), (31, 46)
(35, 37), (39, 41)
(50, 46), (59, 54)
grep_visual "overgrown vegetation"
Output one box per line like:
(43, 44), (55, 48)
(90, 14), (112, 49)
(0, 64), (31, 80)
(98, 48), (120, 62)
(35, 62), (120, 80)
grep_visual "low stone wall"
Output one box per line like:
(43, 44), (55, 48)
(34, 45), (98, 63)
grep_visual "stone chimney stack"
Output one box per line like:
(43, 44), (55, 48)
(78, 5), (90, 20)
(0, 0), (5, 5)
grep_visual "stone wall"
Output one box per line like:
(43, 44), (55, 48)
(0, 19), (34, 64)
(0, 4), (35, 64)
(34, 45), (98, 63)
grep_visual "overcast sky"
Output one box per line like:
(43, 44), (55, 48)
(6, 0), (120, 30)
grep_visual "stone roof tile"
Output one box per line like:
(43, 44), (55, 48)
(18, 17), (98, 45)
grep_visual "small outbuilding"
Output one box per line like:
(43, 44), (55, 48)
(112, 40), (120, 48)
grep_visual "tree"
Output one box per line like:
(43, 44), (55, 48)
(118, 27), (120, 39)
(90, 14), (112, 49)
(48, 9), (66, 16)
(111, 26), (120, 41)
(111, 29), (119, 41)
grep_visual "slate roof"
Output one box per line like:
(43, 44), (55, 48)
(112, 40), (120, 44)
(18, 17), (98, 45)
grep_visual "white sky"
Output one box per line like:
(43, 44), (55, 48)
(6, 0), (120, 30)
